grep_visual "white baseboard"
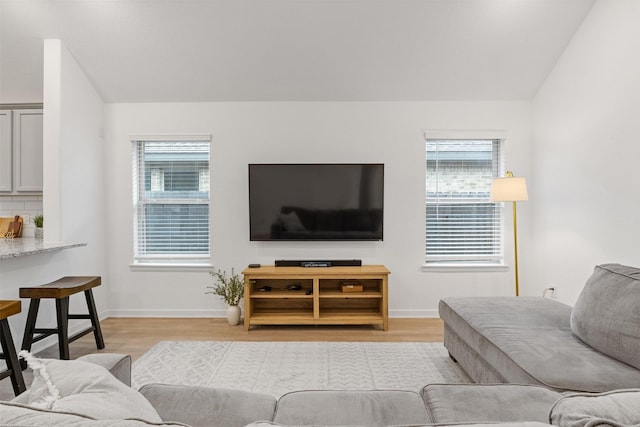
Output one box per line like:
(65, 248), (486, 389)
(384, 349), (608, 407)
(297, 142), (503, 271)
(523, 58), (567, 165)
(104, 309), (224, 318)
(103, 308), (440, 318)
(390, 309), (439, 318)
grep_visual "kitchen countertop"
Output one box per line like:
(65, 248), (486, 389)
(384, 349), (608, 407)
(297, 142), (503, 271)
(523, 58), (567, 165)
(0, 238), (87, 259)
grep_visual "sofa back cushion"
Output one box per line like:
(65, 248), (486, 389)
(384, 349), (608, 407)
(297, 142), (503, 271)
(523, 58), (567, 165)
(273, 390), (430, 427)
(570, 263), (640, 369)
(139, 383), (277, 427)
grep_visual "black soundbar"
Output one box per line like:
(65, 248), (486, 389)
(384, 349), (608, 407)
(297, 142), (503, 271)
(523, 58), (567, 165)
(275, 259), (362, 268)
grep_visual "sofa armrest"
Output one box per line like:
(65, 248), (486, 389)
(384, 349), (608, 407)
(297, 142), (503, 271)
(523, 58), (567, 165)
(549, 389), (640, 427)
(139, 383), (276, 427)
(76, 353), (132, 386)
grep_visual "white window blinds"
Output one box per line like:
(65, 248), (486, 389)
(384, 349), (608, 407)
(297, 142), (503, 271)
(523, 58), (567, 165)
(425, 139), (503, 264)
(133, 139), (210, 262)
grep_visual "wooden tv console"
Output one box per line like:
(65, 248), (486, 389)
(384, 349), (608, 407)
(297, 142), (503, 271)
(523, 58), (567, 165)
(242, 265), (389, 331)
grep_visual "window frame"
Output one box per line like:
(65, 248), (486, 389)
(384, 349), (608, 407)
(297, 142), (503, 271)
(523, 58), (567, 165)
(423, 131), (507, 271)
(130, 134), (212, 270)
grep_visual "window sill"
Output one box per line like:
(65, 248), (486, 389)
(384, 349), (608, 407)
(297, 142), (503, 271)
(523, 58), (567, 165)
(129, 262), (213, 272)
(421, 263), (509, 273)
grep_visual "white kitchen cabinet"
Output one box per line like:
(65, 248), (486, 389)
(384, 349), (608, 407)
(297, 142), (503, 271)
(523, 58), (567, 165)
(0, 109), (43, 194)
(0, 111), (12, 192)
(13, 109), (43, 192)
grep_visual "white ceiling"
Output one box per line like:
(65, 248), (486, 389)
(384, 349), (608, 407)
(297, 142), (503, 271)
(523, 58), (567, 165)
(0, 0), (595, 103)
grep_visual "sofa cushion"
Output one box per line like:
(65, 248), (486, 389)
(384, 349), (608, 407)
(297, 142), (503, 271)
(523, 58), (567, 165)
(570, 263), (640, 370)
(422, 383), (561, 424)
(549, 389), (640, 427)
(273, 390), (430, 427)
(139, 383), (277, 427)
(20, 351), (161, 422)
(0, 401), (187, 426)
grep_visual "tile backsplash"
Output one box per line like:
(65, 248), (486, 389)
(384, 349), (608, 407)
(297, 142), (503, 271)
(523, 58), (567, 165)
(0, 195), (43, 235)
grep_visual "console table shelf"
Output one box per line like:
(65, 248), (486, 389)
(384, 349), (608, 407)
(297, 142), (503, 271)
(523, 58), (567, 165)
(242, 265), (389, 331)
(320, 291), (382, 298)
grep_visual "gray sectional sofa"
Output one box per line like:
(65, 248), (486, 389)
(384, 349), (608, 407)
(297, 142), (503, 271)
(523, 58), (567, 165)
(2, 349), (640, 426)
(2, 263), (640, 426)
(440, 263), (640, 393)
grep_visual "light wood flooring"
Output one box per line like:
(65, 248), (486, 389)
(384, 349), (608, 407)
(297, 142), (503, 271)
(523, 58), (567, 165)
(0, 317), (444, 400)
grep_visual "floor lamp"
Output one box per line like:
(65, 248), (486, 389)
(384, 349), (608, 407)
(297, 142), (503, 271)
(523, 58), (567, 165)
(490, 171), (528, 296)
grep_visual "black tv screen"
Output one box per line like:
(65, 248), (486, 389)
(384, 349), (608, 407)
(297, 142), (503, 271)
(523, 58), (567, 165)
(249, 164), (384, 241)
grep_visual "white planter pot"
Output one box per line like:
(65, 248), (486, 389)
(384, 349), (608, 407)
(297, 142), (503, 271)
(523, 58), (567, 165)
(226, 305), (241, 326)
(34, 228), (43, 239)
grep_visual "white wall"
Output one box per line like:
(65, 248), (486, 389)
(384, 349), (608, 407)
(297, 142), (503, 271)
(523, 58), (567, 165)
(531, 0), (640, 304)
(54, 39), (108, 310)
(5, 1), (640, 337)
(104, 101), (532, 318)
(0, 40), (107, 350)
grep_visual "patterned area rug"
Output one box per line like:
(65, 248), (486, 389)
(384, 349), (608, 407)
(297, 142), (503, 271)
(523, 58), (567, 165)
(132, 341), (472, 397)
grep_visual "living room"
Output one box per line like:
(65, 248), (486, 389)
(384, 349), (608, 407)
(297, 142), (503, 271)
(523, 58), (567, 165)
(1, 0), (640, 424)
(1, 0), (639, 416)
(1, 0), (638, 340)
(2, 0), (635, 318)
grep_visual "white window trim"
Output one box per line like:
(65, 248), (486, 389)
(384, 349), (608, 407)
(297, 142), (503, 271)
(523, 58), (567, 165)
(423, 130), (508, 271)
(129, 261), (213, 272)
(424, 129), (508, 140)
(421, 263), (509, 272)
(130, 133), (212, 270)
(129, 133), (212, 142)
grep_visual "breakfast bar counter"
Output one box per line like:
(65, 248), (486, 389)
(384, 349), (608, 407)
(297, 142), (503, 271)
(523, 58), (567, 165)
(0, 238), (86, 259)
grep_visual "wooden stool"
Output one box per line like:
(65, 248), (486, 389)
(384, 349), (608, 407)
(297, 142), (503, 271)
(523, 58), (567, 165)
(0, 300), (27, 395)
(20, 277), (105, 363)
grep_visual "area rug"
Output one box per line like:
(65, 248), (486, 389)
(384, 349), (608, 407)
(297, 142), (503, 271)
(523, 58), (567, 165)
(132, 341), (472, 397)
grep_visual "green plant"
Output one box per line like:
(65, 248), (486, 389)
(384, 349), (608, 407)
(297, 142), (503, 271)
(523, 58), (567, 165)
(33, 215), (43, 228)
(206, 268), (244, 306)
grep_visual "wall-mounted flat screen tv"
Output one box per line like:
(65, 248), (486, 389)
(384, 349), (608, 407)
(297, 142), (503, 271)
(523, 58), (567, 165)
(249, 163), (384, 241)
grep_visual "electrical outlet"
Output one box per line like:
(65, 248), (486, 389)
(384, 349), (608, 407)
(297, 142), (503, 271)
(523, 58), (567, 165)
(543, 285), (557, 299)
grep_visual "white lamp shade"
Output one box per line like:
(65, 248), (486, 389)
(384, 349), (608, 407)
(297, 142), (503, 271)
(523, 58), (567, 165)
(490, 176), (528, 202)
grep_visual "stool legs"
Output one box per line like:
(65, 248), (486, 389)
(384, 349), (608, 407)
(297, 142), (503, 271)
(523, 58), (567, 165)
(55, 297), (70, 360)
(84, 290), (105, 350)
(0, 318), (26, 395)
(20, 298), (40, 369)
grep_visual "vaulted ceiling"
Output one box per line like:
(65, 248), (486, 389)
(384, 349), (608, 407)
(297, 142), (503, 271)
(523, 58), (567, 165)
(0, 0), (595, 103)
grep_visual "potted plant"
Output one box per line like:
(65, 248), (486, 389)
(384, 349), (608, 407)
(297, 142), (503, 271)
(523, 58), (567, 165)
(206, 268), (244, 325)
(33, 215), (43, 239)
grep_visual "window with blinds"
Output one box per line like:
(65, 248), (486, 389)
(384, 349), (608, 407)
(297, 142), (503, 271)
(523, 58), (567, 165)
(133, 138), (210, 263)
(425, 139), (503, 265)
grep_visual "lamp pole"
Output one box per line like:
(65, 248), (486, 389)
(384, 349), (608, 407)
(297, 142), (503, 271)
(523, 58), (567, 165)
(512, 199), (520, 297)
